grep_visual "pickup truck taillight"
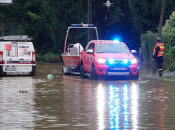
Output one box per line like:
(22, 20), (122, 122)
(0, 51), (3, 64)
(32, 52), (36, 64)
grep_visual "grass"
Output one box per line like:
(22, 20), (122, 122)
(161, 76), (175, 81)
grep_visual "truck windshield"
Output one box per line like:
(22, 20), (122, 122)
(96, 43), (130, 53)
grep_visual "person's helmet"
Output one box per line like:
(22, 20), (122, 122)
(157, 37), (161, 42)
(157, 37), (161, 40)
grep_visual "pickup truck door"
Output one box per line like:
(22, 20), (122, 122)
(86, 43), (95, 72)
(81, 50), (88, 71)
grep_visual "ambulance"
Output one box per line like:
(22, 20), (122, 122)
(0, 35), (36, 76)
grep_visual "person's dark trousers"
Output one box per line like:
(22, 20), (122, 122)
(152, 59), (157, 74)
(156, 56), (163, 77)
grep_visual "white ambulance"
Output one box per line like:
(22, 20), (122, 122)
(0, 35), (36, 76)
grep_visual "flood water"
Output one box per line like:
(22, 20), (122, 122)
(1, 63), (175, 130)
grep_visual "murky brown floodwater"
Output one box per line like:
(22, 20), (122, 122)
(0, 63), (175, 130)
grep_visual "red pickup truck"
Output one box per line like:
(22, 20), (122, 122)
(80, 40), (139, 80)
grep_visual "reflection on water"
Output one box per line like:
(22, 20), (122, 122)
(155, 84), (165, 130)
(107, 82), (139, 129)
(131, 83), (139, 129)
(109, 85), (120, 129)
(1, 64), (175, 129)
(96, 81), (140, 130)
(0, 77), (36, 130)
(97, 84), (105, 130)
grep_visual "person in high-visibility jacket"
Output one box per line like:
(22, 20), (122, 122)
(152, 37), (164, 77)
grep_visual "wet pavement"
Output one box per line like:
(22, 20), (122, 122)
(1, 63), (175, 130)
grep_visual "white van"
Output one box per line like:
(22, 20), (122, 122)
(0, 35), (36, 76)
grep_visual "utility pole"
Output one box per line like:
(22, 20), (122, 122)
(87, 0), (92, 42)
(158, 0), (166, 38)
(152, 0), (166, 75)
(103, 0), (113, 39)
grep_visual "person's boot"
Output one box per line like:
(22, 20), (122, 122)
(159, 70), (162, 77)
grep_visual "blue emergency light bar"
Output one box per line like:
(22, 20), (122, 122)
(71, 24), (94, 27)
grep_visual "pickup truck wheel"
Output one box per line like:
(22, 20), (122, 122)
(132, 72), (139, 80)
(91, 65), (97, 80)
(80, 65), (85, 78)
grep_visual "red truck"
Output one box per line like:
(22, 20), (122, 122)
(80, 40), (139, 80)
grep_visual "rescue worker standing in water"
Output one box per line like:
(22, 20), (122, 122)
(152, 37), (165, 77)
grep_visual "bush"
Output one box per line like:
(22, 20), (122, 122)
(36, 52), (60, 63)
(140, 34), (157, 67)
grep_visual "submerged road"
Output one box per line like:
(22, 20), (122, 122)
(0, 63), (175, 130)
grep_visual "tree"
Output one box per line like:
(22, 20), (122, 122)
(162, 11), (175, 33)
(0, 0), (87, 54)
(128, 0), (175, 34)
(1, 0), (175, 55)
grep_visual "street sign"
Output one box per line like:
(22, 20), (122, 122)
(0, 0), (12, 4)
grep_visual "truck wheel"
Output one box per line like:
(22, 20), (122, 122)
(91, 65), (97, 80)
(62, 68), (65, 75)
(132, 72), (139, 80)
(62, 67), (69, 75)
(80, 65), (85, 78)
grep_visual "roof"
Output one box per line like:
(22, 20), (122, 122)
(89, 40), (126, 44)
(0, 35), (32, 41)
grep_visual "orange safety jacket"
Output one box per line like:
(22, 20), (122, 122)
(153, 43), (165, 57)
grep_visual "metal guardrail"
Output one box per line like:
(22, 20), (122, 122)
(0, 0), (12, 5)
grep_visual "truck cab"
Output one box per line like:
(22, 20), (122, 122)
(0, 35), (36, 76)
(80, 40), (139, 80)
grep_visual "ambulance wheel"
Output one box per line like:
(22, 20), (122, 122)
(80, 65), (85, 78)
(31, 66), (36, 76)
(91, 65), (98, 80)
(0, 66), (3, 76)
(31, 73), (35, 76)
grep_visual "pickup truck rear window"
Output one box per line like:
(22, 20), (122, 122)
(96, 43), (130, 53)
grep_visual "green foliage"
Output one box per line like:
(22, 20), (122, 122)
(162, 11), (175, 34)
(141, 34), (157, 67)
(129, 0), (175, 50)
(1, 0), (175, 63)
(129, 0), (158, 34)
(0, 0), (87, 56)
(109, 0), (136, 48)
(27, 11), (41, 20)
(140, 10), (175, 71)
(36, 52), (60, 63)
(141, 41), (149, 67)
(146, 31), (153, 34)
(128, 0), (175, 34)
